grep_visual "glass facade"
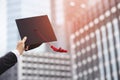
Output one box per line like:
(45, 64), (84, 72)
(65, 0), (120, 80)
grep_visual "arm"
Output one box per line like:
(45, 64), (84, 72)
(0, 37), (27, 75)
(0, 52), (17, 75)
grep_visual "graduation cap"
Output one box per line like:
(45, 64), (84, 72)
(16, 15), (67, 53)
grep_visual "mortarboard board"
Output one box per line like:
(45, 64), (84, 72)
(15, 15), (57, 50)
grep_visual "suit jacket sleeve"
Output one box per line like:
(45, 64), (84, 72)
(0, 52), (17, 75)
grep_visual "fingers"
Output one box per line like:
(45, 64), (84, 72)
(25, 46), (29, 50)
(22, 36), (27, 43)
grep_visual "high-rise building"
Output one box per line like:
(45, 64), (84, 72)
(18, 52), (72, 80)
(64, 0), (120, 80)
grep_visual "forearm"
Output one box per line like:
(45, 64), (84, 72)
(0, 36), (27, 75)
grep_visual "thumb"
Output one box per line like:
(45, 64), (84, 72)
(22, 36), (27, 43)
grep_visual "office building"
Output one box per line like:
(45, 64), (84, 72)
(18, 51), (72, 80)
(64, 0), (120, 80)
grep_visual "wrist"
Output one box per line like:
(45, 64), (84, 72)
(11, 49), (20, 61)
(16, 48), (23, 55)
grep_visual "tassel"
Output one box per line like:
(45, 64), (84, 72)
(51, 45), (67, 53)
(34, 29), (68, 53)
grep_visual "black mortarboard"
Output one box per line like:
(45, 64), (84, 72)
(15, 15), (57, 50)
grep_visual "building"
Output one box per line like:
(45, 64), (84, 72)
(64, 0), (120, 80)
(18, 51), (72, 80)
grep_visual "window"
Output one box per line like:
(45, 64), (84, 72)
(106, 22), (118, 80)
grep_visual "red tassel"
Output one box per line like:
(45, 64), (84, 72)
(34, 29), (68, 53)
(51, 45), (68, 53)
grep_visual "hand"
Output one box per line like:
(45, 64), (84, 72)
(16, 36), (27, 55)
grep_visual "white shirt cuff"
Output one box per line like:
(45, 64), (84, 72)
(11, 50), (20, 60)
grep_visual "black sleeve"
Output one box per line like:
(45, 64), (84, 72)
(0, 52), (17, 75)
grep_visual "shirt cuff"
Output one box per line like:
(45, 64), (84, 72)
(11, 50), (20, 60)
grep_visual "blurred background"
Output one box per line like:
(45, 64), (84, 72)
(0, 0), (120, 80)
